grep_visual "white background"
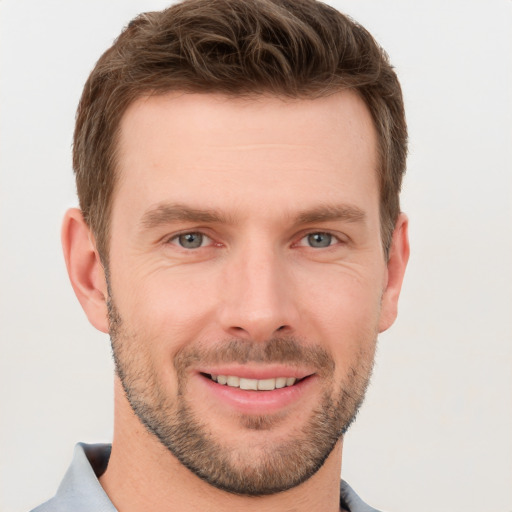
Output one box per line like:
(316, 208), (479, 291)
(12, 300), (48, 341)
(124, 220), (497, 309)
(1, 1), (511, 511)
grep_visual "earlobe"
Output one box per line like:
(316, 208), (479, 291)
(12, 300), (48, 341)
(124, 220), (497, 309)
(61, 208), (109, 333)
(378, 213), (410, 333)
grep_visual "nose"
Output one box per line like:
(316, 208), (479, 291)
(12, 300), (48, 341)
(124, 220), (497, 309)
(217, 243), (299, 342)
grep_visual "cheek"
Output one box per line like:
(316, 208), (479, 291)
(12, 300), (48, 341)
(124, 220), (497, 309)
(113, 264), (220, 347)
(295, 265), (383, 356)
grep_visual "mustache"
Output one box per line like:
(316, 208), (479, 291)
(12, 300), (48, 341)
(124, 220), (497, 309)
(173, 337), (335, 377)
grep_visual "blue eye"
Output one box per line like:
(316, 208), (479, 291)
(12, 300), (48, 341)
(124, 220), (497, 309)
(174, 232), (208, 249)
(305, 232), (334, 248)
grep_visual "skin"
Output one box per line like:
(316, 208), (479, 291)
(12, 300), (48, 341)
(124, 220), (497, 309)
(62, 91), (409, 512)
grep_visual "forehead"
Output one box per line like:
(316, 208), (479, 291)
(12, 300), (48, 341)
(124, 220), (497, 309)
(114, 91), (379, 220)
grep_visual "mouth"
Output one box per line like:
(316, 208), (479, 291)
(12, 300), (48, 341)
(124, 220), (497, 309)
(196, 369), (317, 414)
(203, 373), (305, 391)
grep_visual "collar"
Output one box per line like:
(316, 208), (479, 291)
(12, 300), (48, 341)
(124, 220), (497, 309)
(32, 443), (382, 512)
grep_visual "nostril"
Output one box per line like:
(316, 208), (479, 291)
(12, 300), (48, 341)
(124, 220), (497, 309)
(277, 325), (287, 331)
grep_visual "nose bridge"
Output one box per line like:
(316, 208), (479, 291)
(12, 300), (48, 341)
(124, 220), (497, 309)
(219, 236), (297, 341)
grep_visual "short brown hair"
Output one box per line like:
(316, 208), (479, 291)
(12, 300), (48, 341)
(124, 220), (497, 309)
(73, 0), (407, 263)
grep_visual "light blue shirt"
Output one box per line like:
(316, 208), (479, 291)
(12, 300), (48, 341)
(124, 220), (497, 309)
(31, 443), (382, 512)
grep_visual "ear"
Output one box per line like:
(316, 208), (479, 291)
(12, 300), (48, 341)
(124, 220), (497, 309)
(378, 213), (410, 333)
(61, 208), (109, 333)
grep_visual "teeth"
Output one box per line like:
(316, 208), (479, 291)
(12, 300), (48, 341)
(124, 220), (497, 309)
(240, 378), (258, 390)
(227, 375), (240, 387)
(210, 374), (298, 390)
(257, 378), (276, 391)
(275, 377), (287, 389)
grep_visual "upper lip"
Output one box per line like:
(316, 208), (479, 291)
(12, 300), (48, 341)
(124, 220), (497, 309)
(197, 365), (315, 380)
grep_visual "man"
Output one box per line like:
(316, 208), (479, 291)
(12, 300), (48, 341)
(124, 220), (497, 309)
(33, 0), (409, 510)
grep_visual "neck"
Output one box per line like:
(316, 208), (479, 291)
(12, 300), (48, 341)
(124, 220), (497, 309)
(100, 380), (343, 512)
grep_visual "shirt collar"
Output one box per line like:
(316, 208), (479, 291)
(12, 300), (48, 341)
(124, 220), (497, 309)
(34, 443), (381, 512)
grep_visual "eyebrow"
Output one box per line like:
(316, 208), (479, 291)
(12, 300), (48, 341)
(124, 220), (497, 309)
(294, 204), (366, 225)
(140, 202), (366, 230)
(140, 203), (234, 229)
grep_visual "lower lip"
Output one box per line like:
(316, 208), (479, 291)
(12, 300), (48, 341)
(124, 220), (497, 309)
(196, 373), (316, 415)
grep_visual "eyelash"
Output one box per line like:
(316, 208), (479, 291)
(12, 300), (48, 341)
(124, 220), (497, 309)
(167, 230), (345, 250)
(168, 231), (213, 249)
(295, 232), (343, 249)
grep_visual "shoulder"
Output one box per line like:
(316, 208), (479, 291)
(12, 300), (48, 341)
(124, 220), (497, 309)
(30, 496), (73, 512)
(340, 480), (385, 512)
(29, 443), (115, 512)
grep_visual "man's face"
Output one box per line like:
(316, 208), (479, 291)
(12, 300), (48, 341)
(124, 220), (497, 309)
(106, 92), (398, 495)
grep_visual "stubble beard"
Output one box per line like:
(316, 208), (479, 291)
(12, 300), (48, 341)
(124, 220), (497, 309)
(107, 296), (376, 496)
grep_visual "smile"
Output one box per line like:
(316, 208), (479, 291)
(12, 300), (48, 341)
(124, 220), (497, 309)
(209, 374), (299, 391)
(197, 370), (317, 414)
